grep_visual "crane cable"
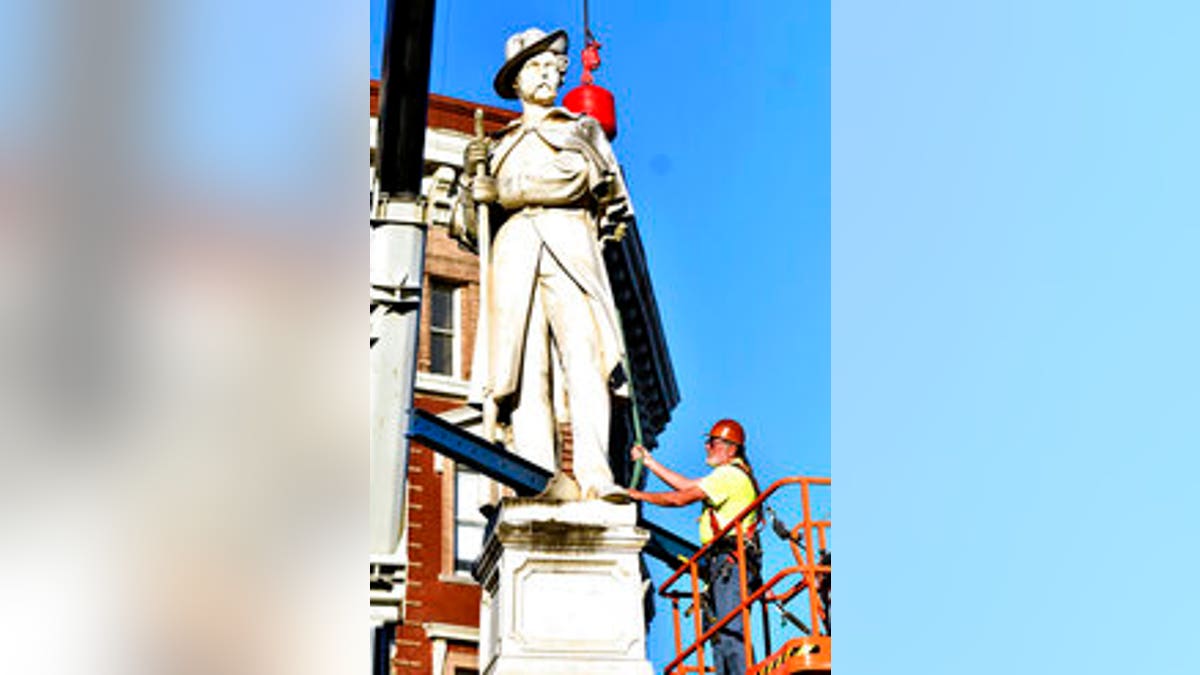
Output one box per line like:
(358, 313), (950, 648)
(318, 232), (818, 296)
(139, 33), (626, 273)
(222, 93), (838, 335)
(583, 0), (595, 44)
(618, 309), (647, 488)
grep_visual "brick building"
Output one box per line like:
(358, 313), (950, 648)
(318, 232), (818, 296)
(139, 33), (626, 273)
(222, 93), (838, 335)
(371, 82), (678, 675)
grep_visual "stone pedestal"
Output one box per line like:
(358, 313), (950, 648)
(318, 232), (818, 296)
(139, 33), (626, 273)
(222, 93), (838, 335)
(476, 498), (654, 675)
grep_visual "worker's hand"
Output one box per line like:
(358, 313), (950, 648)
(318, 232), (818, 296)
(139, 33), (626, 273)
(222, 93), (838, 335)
(630, 444), (649, 463)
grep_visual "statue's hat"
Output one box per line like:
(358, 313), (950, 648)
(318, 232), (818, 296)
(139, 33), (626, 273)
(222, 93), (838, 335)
(493, 28), (568, 100)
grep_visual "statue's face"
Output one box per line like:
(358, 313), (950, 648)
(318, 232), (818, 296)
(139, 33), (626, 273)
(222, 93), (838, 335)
(516, 51), (563, 106)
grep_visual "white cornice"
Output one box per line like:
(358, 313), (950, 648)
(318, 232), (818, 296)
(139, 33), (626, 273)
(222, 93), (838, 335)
(424, 621), (480, 643)
(415, 371), (470, 398)
(370, 120), (468, 168)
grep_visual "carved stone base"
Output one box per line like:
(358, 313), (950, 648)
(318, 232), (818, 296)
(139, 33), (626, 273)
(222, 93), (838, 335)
(476, 498), (654, 675)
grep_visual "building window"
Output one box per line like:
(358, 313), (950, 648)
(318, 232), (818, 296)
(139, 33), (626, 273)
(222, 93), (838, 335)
(429, 280), (459, 377)
(454, 466), (487, 574)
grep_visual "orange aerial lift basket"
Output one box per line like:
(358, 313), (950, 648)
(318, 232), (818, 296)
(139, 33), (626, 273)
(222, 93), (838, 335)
(658, 476), (831, 675)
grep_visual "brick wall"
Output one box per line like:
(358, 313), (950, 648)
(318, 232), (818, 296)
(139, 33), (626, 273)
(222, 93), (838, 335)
(393, 400), (483, 673)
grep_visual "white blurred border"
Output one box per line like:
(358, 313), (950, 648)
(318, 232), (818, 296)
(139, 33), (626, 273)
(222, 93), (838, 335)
(0, 1), (366, 672)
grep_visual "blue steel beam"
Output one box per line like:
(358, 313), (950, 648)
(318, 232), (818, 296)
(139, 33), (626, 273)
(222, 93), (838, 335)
(406, 407), (697, 566)
(639, 518), (699, 567)
(408, 407), (549, 495)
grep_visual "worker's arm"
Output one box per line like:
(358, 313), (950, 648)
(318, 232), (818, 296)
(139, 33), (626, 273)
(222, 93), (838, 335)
(628, 484), (707, 507)
(630, 444), (700, 491)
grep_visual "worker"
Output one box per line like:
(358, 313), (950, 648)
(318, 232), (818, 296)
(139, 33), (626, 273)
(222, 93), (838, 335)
(628, 419), (761, 675)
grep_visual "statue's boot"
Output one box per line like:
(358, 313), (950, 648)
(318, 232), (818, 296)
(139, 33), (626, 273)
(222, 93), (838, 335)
(587, 483), (632, 504)
(539, 471), (582, 501)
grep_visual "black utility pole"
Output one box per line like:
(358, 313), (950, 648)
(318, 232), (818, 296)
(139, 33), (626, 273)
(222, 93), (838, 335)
(376, 0), (437, 199)
(369, 2), (436, 666)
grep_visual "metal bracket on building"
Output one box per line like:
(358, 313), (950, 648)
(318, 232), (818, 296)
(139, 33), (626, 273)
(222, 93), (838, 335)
(370, 281), (422, 314)
(370, 286), (421, 349)
(370, 553), (407, 624)
(407, 408), (698, 567)
(370, 199), (428, 320)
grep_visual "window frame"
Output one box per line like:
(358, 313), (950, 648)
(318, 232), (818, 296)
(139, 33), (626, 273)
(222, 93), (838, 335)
(451, 464), (488, 576)
(427, 279), (461, 379)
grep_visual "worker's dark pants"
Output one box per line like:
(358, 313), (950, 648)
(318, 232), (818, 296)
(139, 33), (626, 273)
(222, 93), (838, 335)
(704, 551), (753, 675)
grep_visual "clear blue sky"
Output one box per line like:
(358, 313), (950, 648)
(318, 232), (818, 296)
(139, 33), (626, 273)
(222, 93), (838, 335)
(371, 0), (829, 668)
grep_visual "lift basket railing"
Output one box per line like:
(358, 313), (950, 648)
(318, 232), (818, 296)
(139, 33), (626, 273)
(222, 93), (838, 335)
(658, 476), (831, 675)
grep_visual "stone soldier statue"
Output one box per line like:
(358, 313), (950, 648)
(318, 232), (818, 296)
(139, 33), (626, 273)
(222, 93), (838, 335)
(460, 27), (633, 502)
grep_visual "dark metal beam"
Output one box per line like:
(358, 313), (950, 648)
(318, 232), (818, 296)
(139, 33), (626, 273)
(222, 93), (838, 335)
(408, 407), (550, 496)
(407, 408), (698, 566)
(639, 518), (699, 568)
(376, 0), (436, 198)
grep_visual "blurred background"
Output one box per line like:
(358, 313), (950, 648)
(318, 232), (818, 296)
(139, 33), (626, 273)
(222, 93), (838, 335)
(0, 0), (364, 672)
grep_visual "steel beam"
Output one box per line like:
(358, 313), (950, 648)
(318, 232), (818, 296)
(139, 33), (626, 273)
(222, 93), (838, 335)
(407, 408), (698, 566)
(408, 407), (551, 496)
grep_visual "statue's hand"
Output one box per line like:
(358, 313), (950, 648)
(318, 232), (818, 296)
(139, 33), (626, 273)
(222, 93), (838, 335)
(463, 138), (491, 177)
(471, 175), (498, 204)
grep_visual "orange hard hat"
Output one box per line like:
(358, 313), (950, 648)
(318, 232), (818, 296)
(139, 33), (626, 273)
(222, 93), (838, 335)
(706, 419), (745, 447)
